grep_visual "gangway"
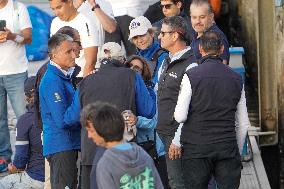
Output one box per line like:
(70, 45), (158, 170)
(230, 47), (271, 189)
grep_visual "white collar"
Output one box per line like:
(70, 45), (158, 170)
(169, 46), (191, 63)
(50, 60), (69, 76)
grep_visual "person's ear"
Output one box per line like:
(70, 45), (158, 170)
(219, 45), (224, 55)
(172, 32), (179, 42)
(50, 52), (56, 60)
(176, 1), (182, 9)
(209, 13), (214, 23)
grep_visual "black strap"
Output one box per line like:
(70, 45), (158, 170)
(150, 48), (167, 78)
(154, 129), (156, 144)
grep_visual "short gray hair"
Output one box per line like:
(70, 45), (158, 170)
(190, 0), (213, 14)
(48, 33), (73, 57)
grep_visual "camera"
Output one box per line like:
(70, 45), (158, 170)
(0, 20), (6, 31)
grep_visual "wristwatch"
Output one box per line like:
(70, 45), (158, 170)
(91, 4), (100, 11)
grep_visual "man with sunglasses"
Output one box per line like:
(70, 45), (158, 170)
(190, 0), (230, 65)
(156, 16), (197, 189)
(153, 0), (195, 44)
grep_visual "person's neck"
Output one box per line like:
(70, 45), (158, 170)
(202, 52), (219, 58)
(105, 140), (124, 149)
(168, 43), (187, 55)
(65, 9), (78, 22)
(0, 0), (8, 9)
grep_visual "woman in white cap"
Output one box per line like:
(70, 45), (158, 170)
(129, 16), (168, 88)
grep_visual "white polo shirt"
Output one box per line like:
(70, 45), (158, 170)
(0, 0), (32, 75)
(50, 13), (99, 77)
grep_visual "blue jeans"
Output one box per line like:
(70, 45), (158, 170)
(0, 72), (27, 161)
(160, 134), (185, 189)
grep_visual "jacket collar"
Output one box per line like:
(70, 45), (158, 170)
(199, 54), (223, 65)
(165, 47), (195, 68)
(100, 59), (126, 69)
(138, 40), (160, 59)
(47, 62), (70, 80)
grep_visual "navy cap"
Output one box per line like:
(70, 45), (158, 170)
(24, 76), (36, 95)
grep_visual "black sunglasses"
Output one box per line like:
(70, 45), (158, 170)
(160, 3), (174, 9)
(160, 31), (173, 37)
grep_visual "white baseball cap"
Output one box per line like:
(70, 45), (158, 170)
(102, 42), (124, 58)
(128, 16), (152, 40)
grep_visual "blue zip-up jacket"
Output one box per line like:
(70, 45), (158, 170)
(137, 40), (168, 85)
(39, 63), (81, 156)
(136, 114), (166, 157)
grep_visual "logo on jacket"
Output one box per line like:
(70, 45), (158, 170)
(119, 167), (154, 188)
(54, 93), (62, 102)
(169, 72), (178, 79)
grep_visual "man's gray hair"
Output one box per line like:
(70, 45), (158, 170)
(190, 0), (213, 14)
(200, 30), (222, 54)
(48, 33), (73, 57)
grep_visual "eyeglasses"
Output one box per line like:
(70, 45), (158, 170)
(73, 40), (81, 47)
(159, 31), (173, 37)
(160, 3), (174, 9)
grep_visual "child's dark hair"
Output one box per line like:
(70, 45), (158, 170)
(80, 102), (125, 142)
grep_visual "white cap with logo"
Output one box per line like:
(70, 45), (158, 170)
(128, 16), (152, 40)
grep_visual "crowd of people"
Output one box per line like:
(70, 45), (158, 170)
(0, 0), (250, 188)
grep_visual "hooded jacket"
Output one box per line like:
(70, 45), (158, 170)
(96, 143), (164, 189)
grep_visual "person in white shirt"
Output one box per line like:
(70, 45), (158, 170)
(0, 0), (32, 172)
(172, 30), (249, 188)
(73, 0), (116, 66)
(49, 0), (99, 78)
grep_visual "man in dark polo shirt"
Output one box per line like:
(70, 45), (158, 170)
(189, 0), (230, 64)
(173, 31), (249, 189)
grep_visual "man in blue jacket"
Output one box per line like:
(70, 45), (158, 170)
(39, 33), (81, 189)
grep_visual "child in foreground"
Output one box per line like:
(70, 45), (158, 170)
(80, 102), (163, 189)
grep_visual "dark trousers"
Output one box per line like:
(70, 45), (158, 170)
(81, 147), (106, 189)
(182, 142), (242, 189)
(160, 134), (186, 189)
(90, 146), (106, 189)
(47, 150), (78, 189)
(104, 15), (137, 56)
(81, 165), (92, 189)
(156, 155), (170, 189)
